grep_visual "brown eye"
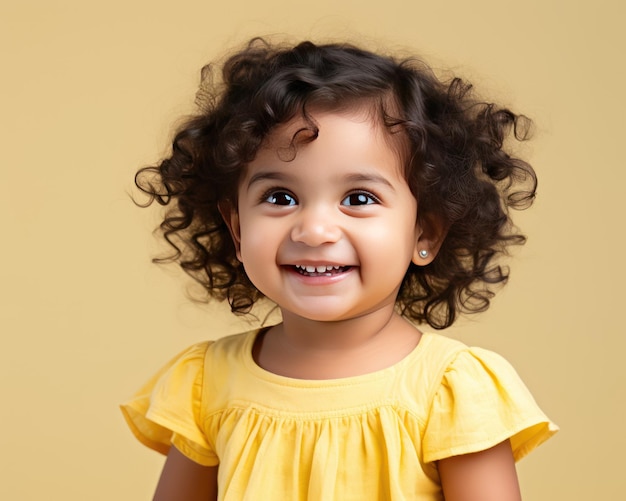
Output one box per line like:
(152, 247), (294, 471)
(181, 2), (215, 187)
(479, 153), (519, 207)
(265, 191), (297, 206)
(341, 192), (377, 206)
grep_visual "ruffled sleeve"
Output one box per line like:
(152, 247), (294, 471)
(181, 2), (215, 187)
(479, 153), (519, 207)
(120, 341), (218, 466)
(422, 347), (558, 463)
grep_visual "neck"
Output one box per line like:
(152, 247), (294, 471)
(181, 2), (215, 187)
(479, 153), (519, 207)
(255, 306), (422, 379)
(279, 306), (398, 352)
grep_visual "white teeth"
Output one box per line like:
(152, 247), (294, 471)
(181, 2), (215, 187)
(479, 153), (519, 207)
(296, 264), (342, 273)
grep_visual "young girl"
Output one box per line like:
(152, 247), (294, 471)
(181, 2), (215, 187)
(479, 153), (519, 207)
(122, 38), (557, 500)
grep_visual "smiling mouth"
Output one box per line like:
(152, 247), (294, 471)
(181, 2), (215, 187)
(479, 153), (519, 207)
(293, 264), (351, 277)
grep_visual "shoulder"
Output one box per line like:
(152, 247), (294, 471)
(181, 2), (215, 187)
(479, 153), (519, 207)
(197, 328), (261, 396)
(418, 334), (558, 463)
(417, 333), (529, 412)
(408, 332), (469, 385)
(209, 329), (258, 351)
(418, 332), (468, 360)
(416, 332), (520, 382)
(204, 329), (259, 367)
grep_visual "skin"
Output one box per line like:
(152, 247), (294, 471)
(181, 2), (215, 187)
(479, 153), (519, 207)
(153, 110), (523, 500)
(438, 440), (522, 501)
(153, 447), (218, 501)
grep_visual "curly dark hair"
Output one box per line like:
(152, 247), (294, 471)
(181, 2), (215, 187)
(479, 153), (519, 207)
(135, 38), (537, 329)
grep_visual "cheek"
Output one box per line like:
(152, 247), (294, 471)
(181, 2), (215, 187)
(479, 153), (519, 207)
(361, 219), (418, 269)
(361, 214), (417, 244)
(237, 217), (280, 265)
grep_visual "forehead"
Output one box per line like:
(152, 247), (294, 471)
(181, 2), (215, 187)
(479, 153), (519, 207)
(259, 107), (407, 164)
(242, 110), (408, 187)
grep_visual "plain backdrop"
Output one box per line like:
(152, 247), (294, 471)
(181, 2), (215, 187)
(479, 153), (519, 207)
(1, 0), (624, 499)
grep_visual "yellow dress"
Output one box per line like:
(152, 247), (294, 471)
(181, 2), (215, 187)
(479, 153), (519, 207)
(121, 330), (557, 500)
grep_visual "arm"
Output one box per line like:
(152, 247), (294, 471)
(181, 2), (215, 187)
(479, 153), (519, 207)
(153, 446), (218, 501)
(438, 439), (522, 501)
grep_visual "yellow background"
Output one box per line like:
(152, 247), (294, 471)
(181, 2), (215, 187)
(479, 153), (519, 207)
(1, 0), (623, 499)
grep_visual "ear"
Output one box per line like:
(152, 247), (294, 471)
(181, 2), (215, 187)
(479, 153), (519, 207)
(412, 212), (448, 266)
(218, 201), (242, 261)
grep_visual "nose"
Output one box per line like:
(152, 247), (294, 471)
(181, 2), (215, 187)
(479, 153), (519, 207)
(290, 206), (342, 247)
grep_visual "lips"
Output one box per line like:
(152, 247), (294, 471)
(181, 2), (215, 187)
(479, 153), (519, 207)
(293, 264), (351, 276)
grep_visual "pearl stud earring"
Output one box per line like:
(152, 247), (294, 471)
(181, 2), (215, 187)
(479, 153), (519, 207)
(418, 249), (429, 259)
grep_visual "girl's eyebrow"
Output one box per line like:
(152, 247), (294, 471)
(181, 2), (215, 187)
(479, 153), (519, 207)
(245, 170), (396, 191)
(246, 171), (291, 190)
(343, 172), (396, 191)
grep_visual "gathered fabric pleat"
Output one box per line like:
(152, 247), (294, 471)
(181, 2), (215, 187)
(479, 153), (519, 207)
(207, 405), (441, 501)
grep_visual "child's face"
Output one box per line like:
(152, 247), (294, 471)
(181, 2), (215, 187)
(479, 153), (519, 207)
(224, 110), (425, 323)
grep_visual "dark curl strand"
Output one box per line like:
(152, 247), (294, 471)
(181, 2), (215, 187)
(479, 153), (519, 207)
(135, 38), (537, 329)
